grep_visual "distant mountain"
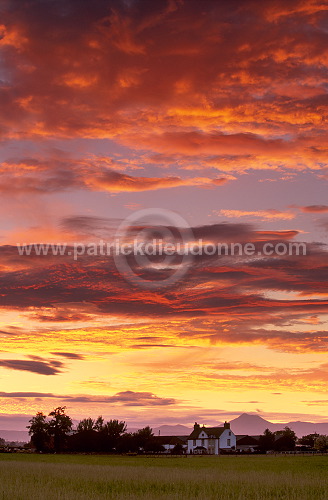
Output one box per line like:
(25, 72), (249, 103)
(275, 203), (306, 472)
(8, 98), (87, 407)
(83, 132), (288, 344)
(284, 421), (328, 437)
(132, 416), (328, 438)
(153, 424), (191, 436)
(230, 413), (276, 435)
(2, 414), (328, 441)
(126, 424), (191, 435)
(0, 430), (29, 442)
(229, 413), (328, 437)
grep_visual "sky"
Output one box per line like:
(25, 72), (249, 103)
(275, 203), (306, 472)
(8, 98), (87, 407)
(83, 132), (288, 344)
(0, 0), (328, 430)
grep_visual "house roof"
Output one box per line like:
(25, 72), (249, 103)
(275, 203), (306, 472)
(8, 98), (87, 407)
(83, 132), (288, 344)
(153, 435), (188, 445)
(236, 435), (260, 445)
(188, 426), (227, 440)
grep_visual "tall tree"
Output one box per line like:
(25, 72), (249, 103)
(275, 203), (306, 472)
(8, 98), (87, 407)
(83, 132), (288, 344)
(72, 417), (99, 452)
(299, 433), (319, 448)
(116, 432), (136, 453)
(258, 428), (275, 452)
(27, 412), (49, 452)
(48, 407), (72, 452)
(133, 426), (154, 451)
(94, 416), (104, 432)
(274, 427), (297, 451)
(77, 418), (95, 433)
(314, 435), (328, 452)
(100, 419), (127, 451)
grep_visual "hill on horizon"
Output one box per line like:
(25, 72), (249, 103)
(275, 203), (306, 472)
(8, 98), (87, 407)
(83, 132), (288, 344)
(0, 430), (29, 442)
(152, 424), (191, 436)
(2, 414), (328, 441)
(153, 414), (328, 438)
(230, 413), (328, 437)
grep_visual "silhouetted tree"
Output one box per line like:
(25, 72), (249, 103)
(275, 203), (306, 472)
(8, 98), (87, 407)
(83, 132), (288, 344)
(77, 418), (96, 433)
(258, 428), (275, 452)
(48, 407), (72, 452)
(69, 417), (99, 452)
(116, 432), (137, 453)
(299, 433), (319, 448)
(133, 426), (154, 452)
(27, 410), (185, 455)
(94, 416), (104, 432)
(314, 435), (328, 452)
(27, 412), (50, 452)
(0, 437), (5, 447)
(99, 419), (127, 452)
(274, 427), (297, 451)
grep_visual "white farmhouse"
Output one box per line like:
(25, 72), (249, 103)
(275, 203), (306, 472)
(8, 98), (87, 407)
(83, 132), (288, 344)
(187, 422), (236, 455)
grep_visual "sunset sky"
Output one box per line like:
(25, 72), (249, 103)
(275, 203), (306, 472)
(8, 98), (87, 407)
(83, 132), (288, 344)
(0, 0), (328, 430)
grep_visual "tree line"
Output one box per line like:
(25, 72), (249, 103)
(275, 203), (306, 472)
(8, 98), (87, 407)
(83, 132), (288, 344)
(27, 407), (164, 453)
(257, 427), (328, 452)
(27, 408), (328, 454)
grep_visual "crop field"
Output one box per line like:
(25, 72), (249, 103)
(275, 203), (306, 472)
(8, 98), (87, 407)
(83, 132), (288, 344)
(0, 453), (327, 499)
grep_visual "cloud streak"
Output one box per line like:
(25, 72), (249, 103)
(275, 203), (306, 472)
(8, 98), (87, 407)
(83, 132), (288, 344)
(0, 390), (176, 406)
(0, 358), (64, 375)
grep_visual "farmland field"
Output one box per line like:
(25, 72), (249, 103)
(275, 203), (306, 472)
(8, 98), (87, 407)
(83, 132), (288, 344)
(0, 453), (327, 499)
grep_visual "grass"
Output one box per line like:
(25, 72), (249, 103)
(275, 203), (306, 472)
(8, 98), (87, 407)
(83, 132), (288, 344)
(0, 454), (327, 499)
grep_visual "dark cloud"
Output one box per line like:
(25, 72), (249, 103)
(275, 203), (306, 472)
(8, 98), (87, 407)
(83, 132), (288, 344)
(50, 352), (84, 360)
(0, 358), (64, 375)
(192, 223), (254, 242)
(30, 310), (95, 323)
(0, 391), (57, 398)
(60, 215), (118, 238)
(0, 390), (176, 406)
(301, 205), (328, 213)
(100, 390), (176, 406)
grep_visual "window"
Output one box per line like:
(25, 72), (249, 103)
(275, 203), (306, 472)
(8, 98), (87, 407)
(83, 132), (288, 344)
(229, 431), (231, 436)
(227, 439), (231, 446)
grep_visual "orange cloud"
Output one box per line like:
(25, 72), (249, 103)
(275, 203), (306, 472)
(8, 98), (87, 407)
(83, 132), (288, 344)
(87, 170), (228, 192)
(216, 209), (296, 221)
(0, 156), (229, 195)
(0, 0), (326, 175)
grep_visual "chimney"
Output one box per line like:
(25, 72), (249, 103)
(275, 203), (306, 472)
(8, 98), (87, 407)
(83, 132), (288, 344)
(223, 421), (230, 429)
(194, 422), (200, 430)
